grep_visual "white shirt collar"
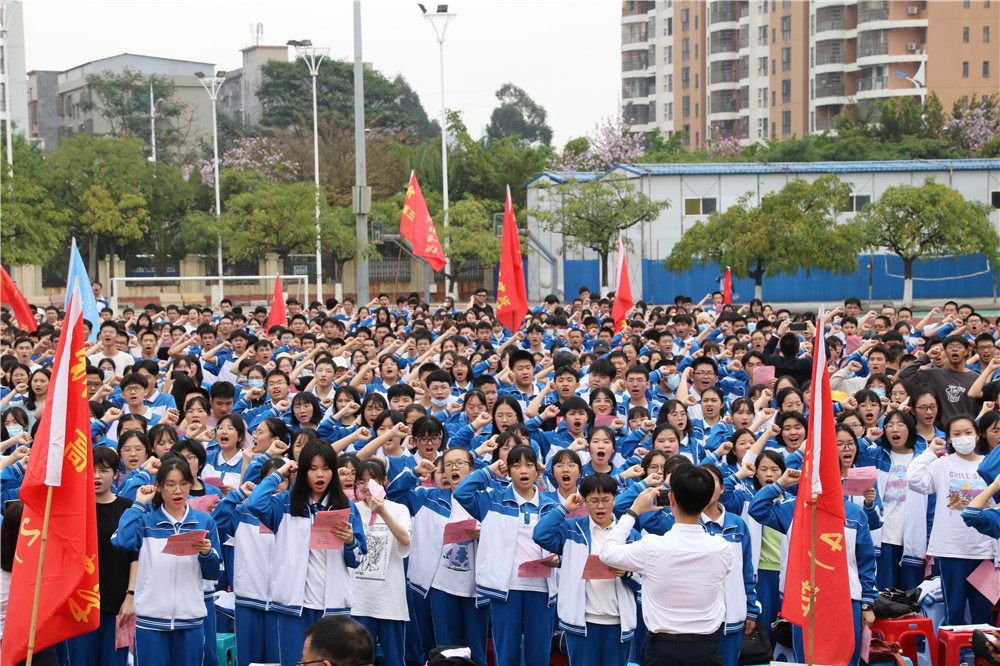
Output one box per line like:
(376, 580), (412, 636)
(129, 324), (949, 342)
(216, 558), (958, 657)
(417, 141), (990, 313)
(514, 489), (540, 507)
(702, 506), (726, 528)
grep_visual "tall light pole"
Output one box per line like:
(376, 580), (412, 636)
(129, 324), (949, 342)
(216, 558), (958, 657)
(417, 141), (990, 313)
(294, 42), (330, 304)
(0, 0), (15, 168)
(353, 0), (371, 304)
(197, 72), (226, 304)
(892, 70), (926, 108)
(420, 3), (456, 299)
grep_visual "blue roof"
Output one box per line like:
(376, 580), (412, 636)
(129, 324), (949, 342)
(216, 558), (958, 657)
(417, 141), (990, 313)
(527, 159), (1000, 185)
(523, 171), (602, 186)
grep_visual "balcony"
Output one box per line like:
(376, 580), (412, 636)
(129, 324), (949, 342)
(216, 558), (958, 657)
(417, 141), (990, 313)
(815, 116), (836, 131)
(816, 18), (847, 32)
(710, 38), (739, 55)
(709, 4), (738, 24)
(815, 50), (846, 66)
(857, 75), (889, 91)
(857, 1), (889, 23)
(710, 67), (739, 85)
(816, 84), (846, 98)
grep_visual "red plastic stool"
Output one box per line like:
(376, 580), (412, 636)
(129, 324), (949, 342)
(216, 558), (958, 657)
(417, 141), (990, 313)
(871, 616), (937, 666)
(937, 629), (975, 666)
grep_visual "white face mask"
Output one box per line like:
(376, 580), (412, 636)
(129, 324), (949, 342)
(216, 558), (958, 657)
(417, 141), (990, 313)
(951, 435), (977, 455)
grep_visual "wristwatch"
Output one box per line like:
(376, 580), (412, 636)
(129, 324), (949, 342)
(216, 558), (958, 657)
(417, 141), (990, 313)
(861, 603), (872, 611)
(126, 590), (135, 596)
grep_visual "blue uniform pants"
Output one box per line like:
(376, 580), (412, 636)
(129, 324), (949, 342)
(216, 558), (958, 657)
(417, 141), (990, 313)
(276, 609), (324, 666)
(234, 605), (281, 666)
(202, 595), (218, 666)
(938, 556), (993, 625)
(489, 590), (555, 666)
(135, 625), (204, 666)
(66, 611), (129, 666)
(630, 603), (648, 664)
(719, 629), (743, 666)
(406, 586), (435, 666)
(428, 589), (489, 666)
(354, 616), (406, 666)
(876, 544), (925, 591)
(756, 569), (780, 637)
(565, 623), (630, 666)
(792, 600), (861, 666)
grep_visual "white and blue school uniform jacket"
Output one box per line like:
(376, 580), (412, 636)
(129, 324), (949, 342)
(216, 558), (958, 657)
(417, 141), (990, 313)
(748, 482), (878, 606)
(453, 468), (558, 604)
(701, 508), (760, 635)
(858, 442), (928, 565)
(247, 471), (367, 616)
(213, 484), (276, 612)
(532, 505), (639, 641)
(110, 502), (222, 631)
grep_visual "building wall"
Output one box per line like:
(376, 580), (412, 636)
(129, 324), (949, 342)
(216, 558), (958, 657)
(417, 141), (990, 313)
(240, 45), (288, 127)
(27, 70), (58, 150)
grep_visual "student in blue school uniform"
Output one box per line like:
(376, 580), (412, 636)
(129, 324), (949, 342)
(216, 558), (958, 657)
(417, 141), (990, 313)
(110, 458), (223, 666)
(212, 457), (287, 666)
(453, 444), (559, 666)
(533, 472), (640, 666)
(201, 414), (247, 488)
(247, 440), (367, 666)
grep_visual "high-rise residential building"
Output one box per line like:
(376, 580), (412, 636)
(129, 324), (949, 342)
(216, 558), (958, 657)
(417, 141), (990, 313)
(622, 0), (1000, 145)
(1, 0), (29, 142)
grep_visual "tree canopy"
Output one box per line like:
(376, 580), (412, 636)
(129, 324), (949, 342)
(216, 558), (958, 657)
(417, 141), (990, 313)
(485, 84), (552, 146)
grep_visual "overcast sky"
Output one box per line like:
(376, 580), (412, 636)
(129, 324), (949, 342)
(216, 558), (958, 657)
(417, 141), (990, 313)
(22, 0), (622, 147)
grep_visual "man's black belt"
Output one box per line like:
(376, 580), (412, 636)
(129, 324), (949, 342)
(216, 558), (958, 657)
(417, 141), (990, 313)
(649, 629), (720, 643)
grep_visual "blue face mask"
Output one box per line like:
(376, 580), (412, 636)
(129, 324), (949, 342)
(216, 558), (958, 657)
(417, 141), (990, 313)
(747, 322), (756, 331)
(248, 378), (265, 389)
(103, 370), (114, 380)
(6, 425), (23, 438)
(871, 388), (886, 398)
(666, 374), (681, 391)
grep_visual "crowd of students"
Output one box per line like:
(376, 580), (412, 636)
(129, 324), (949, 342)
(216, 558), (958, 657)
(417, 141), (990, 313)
(3, 287), (1000, 666)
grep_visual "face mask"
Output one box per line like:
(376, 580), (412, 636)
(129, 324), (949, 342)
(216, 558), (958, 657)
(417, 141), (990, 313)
(698, 324), (708, 334)
(6, 425), (23, 438)
(871, 388), (886, 398)
(103, 370), (114, 380)
(747, 322), (756, 331)
(666, 374), (681, 391)
(952, 435), (977, 455)
(430, 396), (450, 408)
(248, 378), (265, 389)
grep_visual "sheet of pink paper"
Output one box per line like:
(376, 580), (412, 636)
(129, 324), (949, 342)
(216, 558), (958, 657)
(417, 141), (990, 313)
(518, 556), (556, 578)
(594, 415), (616, 428)
(967, 560), (1000, 604)
(751, 365), (775, 386)
(842, 466), (878, 495)
(202, 476), (225, 489)
(442, 519), (477, 544)
(566, 506), (589, 519)
(162, 529), (208, 556)
(581, 554), (616, 580)
(188, 495), (220, 514)
(845, 335), (863, 356)
(309, 509), (351, 550)
(860, 625), (871, 663)
(367, 478), (386, 500)
(115, 614), (136, 649)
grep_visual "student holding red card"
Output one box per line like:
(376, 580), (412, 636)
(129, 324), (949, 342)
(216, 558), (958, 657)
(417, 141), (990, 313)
(111, 458), (222, 666)
(247, 440), (367, 666)
(532, 473), (640, 666)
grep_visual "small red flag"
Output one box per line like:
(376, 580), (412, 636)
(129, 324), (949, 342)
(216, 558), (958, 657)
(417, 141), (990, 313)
(266, 274), (287, 331)
(496, 186), (528, 333)
(0, 265), (38, 332)
(2, 281), (99, 666)
(780, 306), (854, 665)
(400, 171), (447, 272)
(611, 233), (634, 335)
(723, 266), (732, 305)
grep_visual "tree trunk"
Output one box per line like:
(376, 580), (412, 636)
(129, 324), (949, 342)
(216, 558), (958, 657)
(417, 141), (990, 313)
(88, 233), (98, 275)
(600, 251), (610, 294)
(903, 258), (914, 307)
(752, 262), (764, 301)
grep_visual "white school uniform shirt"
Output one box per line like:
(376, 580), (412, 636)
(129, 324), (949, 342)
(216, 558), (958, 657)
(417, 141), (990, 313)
(351, 499), (412, 621)
(585, 518), (620, 625)
(600, 515), (732, 635)
(507, 490), (548, 593)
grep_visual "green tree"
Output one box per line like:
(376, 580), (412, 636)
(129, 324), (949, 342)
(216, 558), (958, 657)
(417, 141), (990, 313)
(44, 134), (153, 274)
(437, 198), (502, 269)
(485, 83), (552, 146)
(0, 134), (67, 266)
(533, 174), (667, 290)
(664, 175), (859, 300)
(855, 178), (998, 305)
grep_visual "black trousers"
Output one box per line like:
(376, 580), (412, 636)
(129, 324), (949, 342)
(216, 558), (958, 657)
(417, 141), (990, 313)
(642, 635), (723, 666)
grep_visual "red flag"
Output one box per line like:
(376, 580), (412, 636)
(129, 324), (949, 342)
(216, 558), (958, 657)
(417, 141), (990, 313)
(266, 274), (287, 331)
(611, 233), (634, 335)
(723, 266), (732, 305)
(496, 186), (528, 333)
(780, 306), (854, 665)
(0, 265), (38, 332)
(400, 171), (447, 272)
(2, 281), (99, 666)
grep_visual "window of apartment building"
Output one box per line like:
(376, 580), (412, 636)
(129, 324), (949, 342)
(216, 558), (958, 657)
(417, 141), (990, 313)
(666, 46), (673, 64)
(695, 44), (699, 58)
(772, 90), (777, 106)
(758, 56), (768, 75)
(667, 74), (673, 91)
(985, 26), (991, 42)
(682, 37), (690, 59)
(683, 96), (691, 117)
(681, 8), (689, 30)
(772, 28), (777, 43)
(695, 73), (699, 87)
(667, 17), (672, 35)
(840, 194), (872, 213)
(682, 67), (690, 89)
(986, 1), (992, 8)
(985, 61), (991, 78)
(772, 121), (777, 135)
(695, 102), (699, 117)
(683, 124), (690, 146)
(992, 191), (1000, 208)
(758, 26), (769, 45)
(759, 86), (769, 107)
(684, 197), (718, 215)
(782, 110), (791, 134)
(695, 15), (699, 30)
(783, 0), (792, 6)
(781, 16), (792, 40)
(964, 27), (970, 43)
(763, 0), (768, 12)
(963, 61), (970, 78)
(782, 47), (792, 71)
(963, 0), (970, 7)
(758, 117), (768, 138)
(772, 59), (777, 75)
(782, 79), (791, 103)
(772, 0), (777, 11)
(666, 102), (673, 120)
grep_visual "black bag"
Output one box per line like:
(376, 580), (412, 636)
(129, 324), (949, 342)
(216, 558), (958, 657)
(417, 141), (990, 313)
(873, 587), (922, 619)
(426, 646), (478, 665)
(771, 617), (793, 648)
(739, 622), (773, 665)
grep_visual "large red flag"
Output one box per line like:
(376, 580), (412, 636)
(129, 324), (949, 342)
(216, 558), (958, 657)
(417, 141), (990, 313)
(400, 171), (447, 272)
(266, 274), (288, 332)
(496, 186), (528, 333)
(610, 233), (633, 335)
(2, 280), (99, 666)
(0, 265), (38, 332)
(780, 306), (854, 665)
(722, 266), (732, 305)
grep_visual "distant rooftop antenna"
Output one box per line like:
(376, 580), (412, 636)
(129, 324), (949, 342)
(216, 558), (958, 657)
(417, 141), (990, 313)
(250, 22), (263, 45)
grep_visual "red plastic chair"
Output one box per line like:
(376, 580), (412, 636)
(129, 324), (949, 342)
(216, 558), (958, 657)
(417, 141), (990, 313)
(871, 616), (937, 666)
(937, 629), (974, 666)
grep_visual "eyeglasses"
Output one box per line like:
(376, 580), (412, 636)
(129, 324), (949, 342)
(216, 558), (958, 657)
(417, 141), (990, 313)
(443, 460), (470, 470)
(646, 465), (665, 473)
(946, 344), (967, 351)
(693, 372), (717, 378)
(416, 436), (442, 445)
(915, 405), (938, 412)
(836, 441), (857, 449)
(123, 386), (144, 393)
(585, 497), (614, 507)
(162, 482), (191, 491)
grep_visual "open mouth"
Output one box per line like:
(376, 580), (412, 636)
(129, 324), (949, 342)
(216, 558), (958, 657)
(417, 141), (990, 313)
(560, 473), (572, 485)
(450, 471), (462, 484)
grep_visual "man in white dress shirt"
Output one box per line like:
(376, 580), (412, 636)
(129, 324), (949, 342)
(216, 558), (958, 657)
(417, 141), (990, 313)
(600, 465), (733, 666)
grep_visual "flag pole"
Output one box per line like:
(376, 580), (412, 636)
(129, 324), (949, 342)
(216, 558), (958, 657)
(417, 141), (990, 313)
(25, 485), (55, 666)
(808, 492), (817, 666)
(392, 241), (404, 301)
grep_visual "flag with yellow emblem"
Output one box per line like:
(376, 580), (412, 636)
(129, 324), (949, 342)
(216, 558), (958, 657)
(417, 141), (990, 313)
(496, 186), (528, 332)
(400, 171), (447, 272)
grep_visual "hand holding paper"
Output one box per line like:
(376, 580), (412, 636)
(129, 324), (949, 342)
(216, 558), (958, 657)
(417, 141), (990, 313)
(309, 508), (352, 550)
(162, 530), (208, 556)
(581, 554), (616, 580)
(842, 466), (877, 496)
(442, 519), (477, 544)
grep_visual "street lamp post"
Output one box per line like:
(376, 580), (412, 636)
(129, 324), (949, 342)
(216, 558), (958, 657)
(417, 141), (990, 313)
(353, 0), (371, 304)
(420, 3), (456, 299)
(893, 70), (926, 107)
(197, 72), (226, 304)
(0, 0), (15, 168)
(294, 43), (330, 305)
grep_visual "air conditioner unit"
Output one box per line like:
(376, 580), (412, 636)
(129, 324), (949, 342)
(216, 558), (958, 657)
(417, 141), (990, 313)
(907, 6), (918, 14)
(906, 43), (918, 51)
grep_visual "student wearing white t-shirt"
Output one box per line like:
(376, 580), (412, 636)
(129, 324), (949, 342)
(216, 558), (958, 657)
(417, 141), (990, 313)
(350, 459), (412, 666)
(907, 414), (995, 625)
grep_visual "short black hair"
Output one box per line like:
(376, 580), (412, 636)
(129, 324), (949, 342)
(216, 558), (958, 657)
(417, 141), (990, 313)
(580, 472), (617, 497)
(303, 616), (374, 666)
(669, 465), (716, 516)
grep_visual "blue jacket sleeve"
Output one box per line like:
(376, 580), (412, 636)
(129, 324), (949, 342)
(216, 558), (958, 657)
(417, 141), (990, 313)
(111, 502), (150, 551)
(213, 485), (249, 540)
(614, 479), (647, 518)
(532, 503), (570, 555)
(343, 503), (368, 568)
(962, 506), (1000, 539)
(852, 508), (878, 606)
(741, 529), (760, 620)
(246, 471), (288, 533)
(117, 468), (153, 501)
(720, 474), (752, 516)
(198, 516), (223, 580)
(452, 468), (494, 522)
(747, 483), (795, 534)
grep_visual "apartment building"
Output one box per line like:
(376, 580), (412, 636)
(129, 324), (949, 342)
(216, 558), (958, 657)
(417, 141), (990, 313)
(622, 0), (1000, 145)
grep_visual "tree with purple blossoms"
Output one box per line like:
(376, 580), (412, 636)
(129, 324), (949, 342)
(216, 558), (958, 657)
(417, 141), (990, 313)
(547, 117), (646, 173)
